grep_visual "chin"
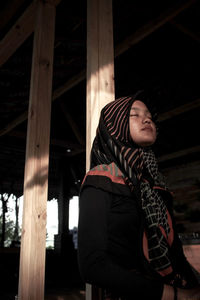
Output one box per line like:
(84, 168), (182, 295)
(140, 140), (156, 147)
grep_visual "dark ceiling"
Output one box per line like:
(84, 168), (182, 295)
(0, 0), (200, 199)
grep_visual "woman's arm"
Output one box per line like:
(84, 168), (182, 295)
(78, 186), (164, 299)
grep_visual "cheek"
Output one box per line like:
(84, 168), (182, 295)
(129, 123), (140, 142)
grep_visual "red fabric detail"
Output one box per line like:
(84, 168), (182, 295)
(153, 186), (167, 191)
(143, 231), (149, 260)
(158, 210), (174, 247)
(158, 266), (173, 276)
(86, 169), (125, 185)
(82, 163), (126, 186)
(159, 225), (167, 240)
(143, 209), (174, 277)
(166, 209), (174, 246)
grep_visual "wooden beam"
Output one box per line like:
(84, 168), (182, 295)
(0, 1), (36, 67)
(53, 69), (85, 100)
(170, 19), (200, 43)
(7, 129), (84, 150)
(86, 0), (115, 170)
(0, 0), (196, 136)
(18, 1), (56, 299)
(115, 0), (197, 56)
(0, 111), (28, 137)
(0, 0), (27, 33)
(157, 98), (200, 122)
(59, 102), (85, 145)
(0, 0), (61, 68)
(86, 1), (115, 299)
(158, 145), (200, 163)
(0, 69), (85, 137)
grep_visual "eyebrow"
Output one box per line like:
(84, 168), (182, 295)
(130, 107), (151, 114)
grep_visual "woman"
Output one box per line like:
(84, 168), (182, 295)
(78, 91), (200, 300)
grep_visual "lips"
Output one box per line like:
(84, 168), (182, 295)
(142, 125), (152, 131)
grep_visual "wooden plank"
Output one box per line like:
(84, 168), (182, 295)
(86, 1), (115, 299)
(157, 98), (200, 122)
(18, 0), (56, 299)
(0, 1), (36, 67)
(170, 20), (200, 43)
(86, 0), (115, 170)
(158, 145), (200, 163)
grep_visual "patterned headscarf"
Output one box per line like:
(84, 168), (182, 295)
(82, 91), (174, 277)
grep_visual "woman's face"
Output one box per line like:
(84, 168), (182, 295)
(129, 100), (157, 147)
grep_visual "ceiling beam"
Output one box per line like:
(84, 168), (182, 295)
(0, 111), (28, 137)
(0, 1), (36, 67)
(6, 130), (83, 150)
(52, 69), (85, 99)
(0, 0), (61, 68)
(157, 98), (200, 122)
(0, 0), (27, 34)
(115, 0), (197, 56)
(158, 145), (200, 163)
(0, 70), (85, 136)
(0, 0), (196, 137)
(59, 102), (85, 146)
(170, 19), (200, 43)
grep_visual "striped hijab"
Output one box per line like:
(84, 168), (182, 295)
(90, 93), (144, 190)
(86, 91), (175, 277)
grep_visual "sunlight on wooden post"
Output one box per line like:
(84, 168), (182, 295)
(86, 0), (115, 299)
(18, 1), (56, 299)
(86, 0), (115, 171)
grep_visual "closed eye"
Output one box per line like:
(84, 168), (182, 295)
(130, 114), (139, 117)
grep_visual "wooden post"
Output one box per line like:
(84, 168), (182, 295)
(18, 1), (56, 299)
(54, 159), (70, 253)
(86, 0), (115, 170)
(86, 0), (115, 299)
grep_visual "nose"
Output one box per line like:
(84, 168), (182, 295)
(142, 116), (151, 124)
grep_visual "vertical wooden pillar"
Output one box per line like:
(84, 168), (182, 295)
(54, 160), (70, 253)
(58, 168), (69, 236)
(86, 0), (115, 299)
(86, 0), (115, 170)
(18, 1), (56, 299)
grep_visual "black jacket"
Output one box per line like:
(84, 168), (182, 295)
(78, 185), (198, 300)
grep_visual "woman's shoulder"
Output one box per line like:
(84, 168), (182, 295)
(83, 162), (125, 184)
(80, 162), (132, 197)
